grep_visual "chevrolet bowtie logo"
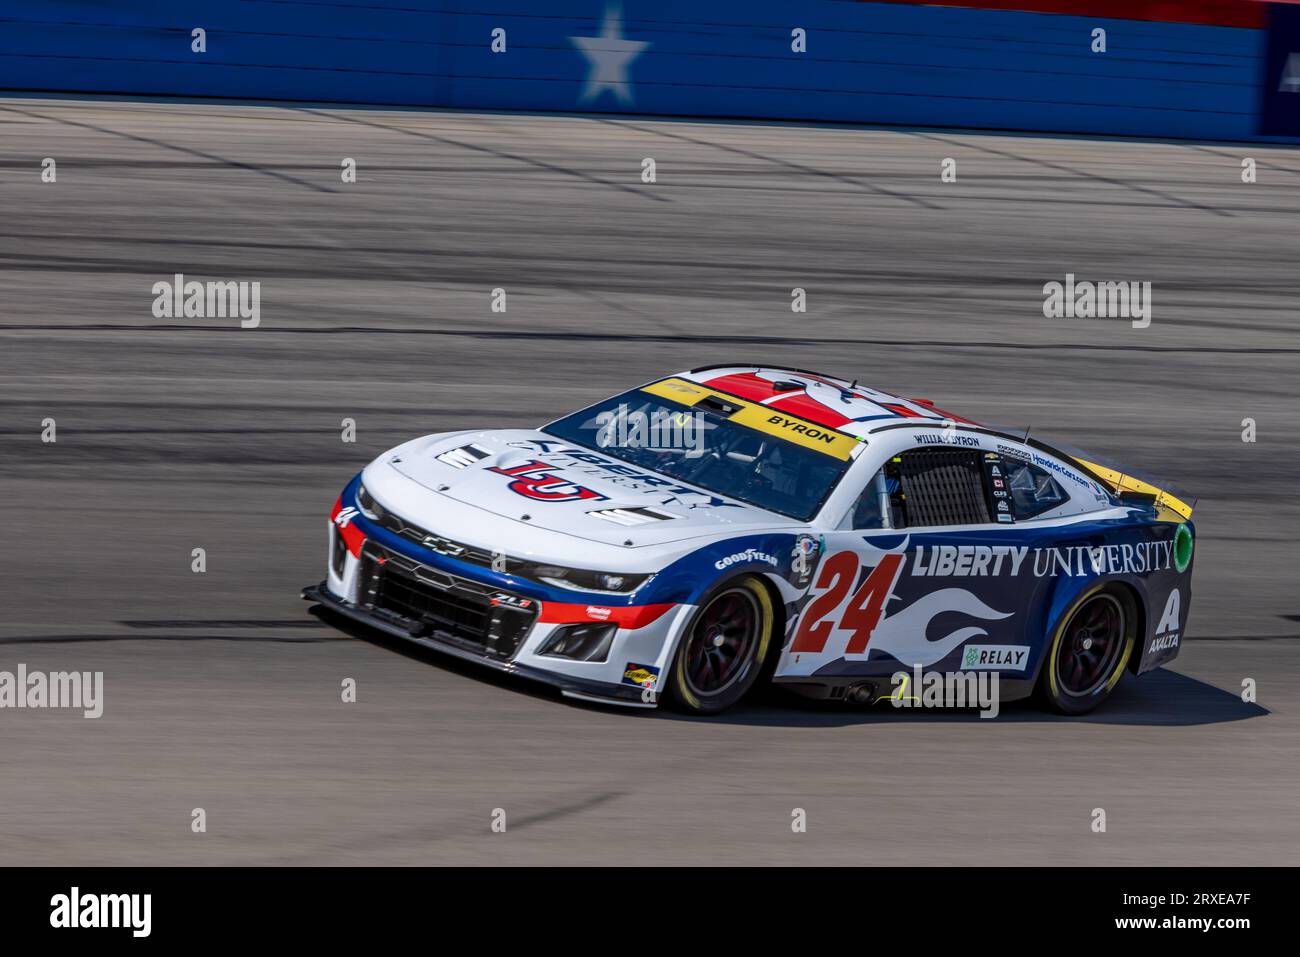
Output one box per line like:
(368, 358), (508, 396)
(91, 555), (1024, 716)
(422, 535), (466, 557)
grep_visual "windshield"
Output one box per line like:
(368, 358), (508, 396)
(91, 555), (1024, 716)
(542, 386), (854, 521)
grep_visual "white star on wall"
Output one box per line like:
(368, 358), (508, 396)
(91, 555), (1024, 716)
(570, 5), (651, 106)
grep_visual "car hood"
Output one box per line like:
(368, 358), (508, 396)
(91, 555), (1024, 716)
(365, 429), (801, 553)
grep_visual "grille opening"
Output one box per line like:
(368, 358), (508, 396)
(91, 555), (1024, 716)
(359, 544), (535, 659)
(376, 568), (491, 636)
(371, 508), (497, 566)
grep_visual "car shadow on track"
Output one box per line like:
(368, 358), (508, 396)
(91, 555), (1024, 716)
(709, 667), (1269, 728)
(310, 606), (1267, 728)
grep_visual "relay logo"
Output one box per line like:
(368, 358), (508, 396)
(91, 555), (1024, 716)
(489, 460), (609, 503)
(962, 645), (1029, 671)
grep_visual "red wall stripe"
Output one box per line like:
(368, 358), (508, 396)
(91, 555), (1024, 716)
(864, 1), (1266, 29)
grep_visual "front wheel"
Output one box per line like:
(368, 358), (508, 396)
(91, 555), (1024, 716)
(665, 575), (774, 715)
(1038, 586), (1136, 715)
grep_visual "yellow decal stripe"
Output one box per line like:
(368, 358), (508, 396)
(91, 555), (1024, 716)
(1075, 458), (1193, 520)
(731, 406), (857, 459)
(640, 377), (857, 460)
(641, 377), (711, 405)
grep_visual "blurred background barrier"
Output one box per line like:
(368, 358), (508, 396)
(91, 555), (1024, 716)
(0, 1), (1295, 140)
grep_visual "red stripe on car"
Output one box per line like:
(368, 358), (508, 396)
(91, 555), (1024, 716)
(539, 602), (676, 629)
(330, 497), (367, 559)
(767, 393), (854, 427)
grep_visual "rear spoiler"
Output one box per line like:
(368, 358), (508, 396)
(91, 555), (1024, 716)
(1068, 456), (1194, 521)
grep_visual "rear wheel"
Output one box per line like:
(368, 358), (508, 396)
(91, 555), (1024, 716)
(1038, 586), (1136, 715)
(665, 575), (774, 715)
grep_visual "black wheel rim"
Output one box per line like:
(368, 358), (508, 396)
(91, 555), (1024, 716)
(684, 587), (760, 697)
(1056, 593), (1125, 697)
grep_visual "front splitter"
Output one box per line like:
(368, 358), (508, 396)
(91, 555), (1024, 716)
(302, 582), (655, 709)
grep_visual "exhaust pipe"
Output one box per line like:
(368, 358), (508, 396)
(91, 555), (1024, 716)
(846, 683), (876, 705)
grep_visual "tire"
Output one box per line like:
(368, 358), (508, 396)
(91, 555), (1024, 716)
(1037, 585), (1137, 715)
(665, 575), (775, 715)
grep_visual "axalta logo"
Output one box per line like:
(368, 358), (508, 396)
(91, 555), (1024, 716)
(714, 549), (778, 571)
(961, 644), (1030, 671)
(333, 506), (359, 528)
(1150, 588), (1181, 652)
(488, 460), (609, 503)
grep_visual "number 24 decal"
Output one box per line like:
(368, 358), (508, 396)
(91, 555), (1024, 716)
(790, 551), (904, 654)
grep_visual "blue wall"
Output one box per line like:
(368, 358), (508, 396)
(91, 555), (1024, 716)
(0, 0), (1280, 141)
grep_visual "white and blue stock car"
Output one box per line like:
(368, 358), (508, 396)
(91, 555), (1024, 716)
(305, 365), (1195, 715)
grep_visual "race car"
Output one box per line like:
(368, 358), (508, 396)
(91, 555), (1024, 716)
(304, 365), (1195, 715)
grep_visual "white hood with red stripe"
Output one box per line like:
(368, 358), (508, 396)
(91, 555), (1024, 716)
(361, 429), (801, 568)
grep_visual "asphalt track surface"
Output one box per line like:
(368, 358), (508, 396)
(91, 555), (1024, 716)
(1, 97), (1298, 866)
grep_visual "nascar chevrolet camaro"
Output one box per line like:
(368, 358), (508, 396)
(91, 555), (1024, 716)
(304, 365), (1195, 715)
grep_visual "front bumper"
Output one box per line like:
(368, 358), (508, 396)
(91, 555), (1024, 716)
(302, 582), (654, 709)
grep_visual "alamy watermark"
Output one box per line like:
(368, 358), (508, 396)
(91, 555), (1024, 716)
(1042, 273), (1151, 329)
(594, 404), (707, 453)
(151, 272), (261, 328)
(881, 664), (1001, 719)
(50, 887), (150, 937)
(0, 665), (103, 718)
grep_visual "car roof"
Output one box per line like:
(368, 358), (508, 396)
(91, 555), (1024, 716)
(677, 364), (980, 441)
(660, 365), (1192, 521)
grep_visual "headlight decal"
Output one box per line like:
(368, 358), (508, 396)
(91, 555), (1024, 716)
(530, 565), (651, 595)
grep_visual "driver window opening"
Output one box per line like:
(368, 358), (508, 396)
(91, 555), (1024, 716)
(852, 447), (993, 529)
